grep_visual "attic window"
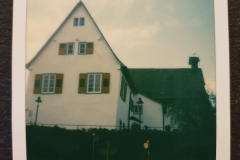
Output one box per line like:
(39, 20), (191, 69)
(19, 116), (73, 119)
(66, 43), (74, 54)
(74, 18), (78, 26)
(80, 18), (85, 26)
(78, 43), (86, 54)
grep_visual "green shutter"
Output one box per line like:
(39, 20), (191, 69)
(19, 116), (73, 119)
(78, 73), (87, 93)
(102, 73), (110, 93)
(120, 77), (124, 99)
(130, 99), (134, 112)
(55, 74), (64, 94)
(86, 42), (94, 54)
(123, 81), (127, 101)
(59, 43), (66, 55)
(33, 74), (42, 94)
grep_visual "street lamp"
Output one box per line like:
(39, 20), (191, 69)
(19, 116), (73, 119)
(92, 133), (99, 160)
(136, 98), (144, 129)
(34, 96), (42, 125)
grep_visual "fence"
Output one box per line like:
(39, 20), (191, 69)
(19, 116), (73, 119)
(26, 123), (165, 130)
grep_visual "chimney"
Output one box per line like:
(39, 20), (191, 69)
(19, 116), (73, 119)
(189, 57), (200, 70)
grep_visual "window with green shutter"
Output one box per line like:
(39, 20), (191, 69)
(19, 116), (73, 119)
(78, 73), (110, 94)
(33, 73), (64, 94)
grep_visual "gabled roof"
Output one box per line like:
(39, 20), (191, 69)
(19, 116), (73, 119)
(127, 68), (206, 101)
(26, 1), (124, 69)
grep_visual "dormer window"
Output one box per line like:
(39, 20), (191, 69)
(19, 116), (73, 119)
(80, 18), (85, 26)
(74, 18), (78, 26)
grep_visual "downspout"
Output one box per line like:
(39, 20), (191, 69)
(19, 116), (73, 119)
(128, 91), (133, 129)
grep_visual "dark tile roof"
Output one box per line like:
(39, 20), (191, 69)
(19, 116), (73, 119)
(127, 68), (206, 101)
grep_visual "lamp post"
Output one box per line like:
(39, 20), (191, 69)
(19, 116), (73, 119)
(136, 98), (144, 129)
(106, 141), (109, 160)
(92, 133), (99, 160)
(34, 96), (42, 125)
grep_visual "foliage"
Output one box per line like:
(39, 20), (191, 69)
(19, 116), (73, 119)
(166, 90), (216, 159)
(26, 125), (215, 160)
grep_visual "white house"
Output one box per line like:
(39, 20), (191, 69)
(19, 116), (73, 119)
(26, 1), (207, 130)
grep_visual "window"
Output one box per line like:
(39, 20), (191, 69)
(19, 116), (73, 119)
(66, 43), (74, 54)
(78, 73), (110, 94)
(133, 105), (143, 114)
(80, 18), (85, 26)
(87, 74), (102, 93)
(74, 18), (78, 26)
(78, 43), (86, 54)
(120, 77), (127, 101)
(41, 74), (56, 93)
(33, 74), (64, 94)
(59, 43), (74, 55)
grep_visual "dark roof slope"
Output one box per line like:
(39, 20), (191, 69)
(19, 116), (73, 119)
(128, 68), (205, 101)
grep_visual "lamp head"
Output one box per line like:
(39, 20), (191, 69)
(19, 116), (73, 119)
(136, 98), (144, 105)
(35, 96), (42, 103)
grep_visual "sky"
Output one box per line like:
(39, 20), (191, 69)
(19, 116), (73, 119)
(26, 0), (216, 92)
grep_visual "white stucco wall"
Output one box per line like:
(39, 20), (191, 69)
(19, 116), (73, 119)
(116, 71), (173, 130)
(130, 94), (164, 130)
(115, 73), (172, 130)
(116, 73), (133, 129)
(25, 4), (122, 129)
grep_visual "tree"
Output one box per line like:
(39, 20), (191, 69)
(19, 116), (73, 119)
(166, 90), (216, 159)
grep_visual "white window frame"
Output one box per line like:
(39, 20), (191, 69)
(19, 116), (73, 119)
(66, 43), (74, 55)
(80, 17), (85, 26)
(133, 105), (143, 114)
(87, 73), (102, 93)
(74, 18), (78, 26)
(41, 74), (56, 93)
(78, 42), (86, 54)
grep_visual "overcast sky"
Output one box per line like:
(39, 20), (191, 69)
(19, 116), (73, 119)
(26, 0), (216, 92)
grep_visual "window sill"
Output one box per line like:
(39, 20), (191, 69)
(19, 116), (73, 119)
(40, 93), (57, 95)
(85, 92), (102, 94)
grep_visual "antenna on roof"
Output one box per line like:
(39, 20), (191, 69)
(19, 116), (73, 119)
(192, 53), (196, 57)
